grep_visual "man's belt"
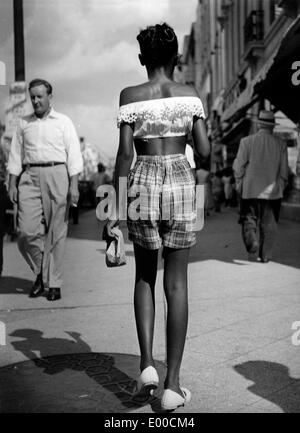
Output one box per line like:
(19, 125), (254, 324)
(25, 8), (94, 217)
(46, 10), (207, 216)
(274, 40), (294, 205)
(23, 162), (65, 169)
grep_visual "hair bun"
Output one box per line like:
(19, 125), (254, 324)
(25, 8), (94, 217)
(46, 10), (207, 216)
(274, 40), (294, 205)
(137, 22), (178, 67)
(163, 27), (175, 42)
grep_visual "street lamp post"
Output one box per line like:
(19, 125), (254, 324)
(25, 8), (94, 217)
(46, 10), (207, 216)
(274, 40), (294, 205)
(13, 0), (25, 81)
(4, 0), (27, 139)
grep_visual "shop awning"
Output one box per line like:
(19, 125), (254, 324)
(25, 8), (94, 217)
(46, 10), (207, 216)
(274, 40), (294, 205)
(221, 82), (257, 123)
(221, 117), (252, 145)
(254, 16), (300, 125)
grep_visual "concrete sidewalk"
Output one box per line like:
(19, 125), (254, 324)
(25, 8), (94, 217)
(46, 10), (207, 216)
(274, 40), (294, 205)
(0, 207), (299, 413)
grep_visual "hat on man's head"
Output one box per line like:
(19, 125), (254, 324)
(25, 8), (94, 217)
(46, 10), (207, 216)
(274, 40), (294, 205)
(255, 110), (277, 126)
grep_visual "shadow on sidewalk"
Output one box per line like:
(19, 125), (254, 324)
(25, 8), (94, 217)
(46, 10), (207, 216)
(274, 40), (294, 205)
(2, 328), (167, 413)
(234, 360), (300, 413)
(0, 276), (32, 295)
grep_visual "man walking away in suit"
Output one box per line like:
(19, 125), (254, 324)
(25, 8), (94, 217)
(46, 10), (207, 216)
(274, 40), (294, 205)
(233, 110), (288, 263)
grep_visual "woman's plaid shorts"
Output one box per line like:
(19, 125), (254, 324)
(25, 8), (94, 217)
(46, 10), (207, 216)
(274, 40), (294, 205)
(127, 154), (197, 250)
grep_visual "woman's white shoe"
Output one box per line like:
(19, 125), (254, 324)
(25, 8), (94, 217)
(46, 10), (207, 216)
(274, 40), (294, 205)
(135, 366), (159, 396)
(161, 387), (191, 411)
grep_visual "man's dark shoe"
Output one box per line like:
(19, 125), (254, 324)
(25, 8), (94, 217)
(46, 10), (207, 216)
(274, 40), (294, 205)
(47, 287), (61, 301)
(29, 274), (45, 298)
(260, 256), (270, 263)
(248, 252), (258, 262)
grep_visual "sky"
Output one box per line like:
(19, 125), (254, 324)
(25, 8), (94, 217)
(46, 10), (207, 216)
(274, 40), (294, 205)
(0, 0), (198, 162)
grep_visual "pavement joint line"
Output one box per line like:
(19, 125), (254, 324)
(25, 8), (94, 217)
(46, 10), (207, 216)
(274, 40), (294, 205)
(187, 332), (295, 363)
(0, 302), (134, 313)
(236, 331), (300, 346)
(0, 297), (174, 313)
(224, 305), (300, 318)
(187, 337), (290, 363)
(1, 297), (297, 320)
(187, 313), (296, 340)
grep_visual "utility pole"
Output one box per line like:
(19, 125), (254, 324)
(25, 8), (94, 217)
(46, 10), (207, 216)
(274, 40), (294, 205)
(13, 0), (25, 81)
(4, 0), (27, 139)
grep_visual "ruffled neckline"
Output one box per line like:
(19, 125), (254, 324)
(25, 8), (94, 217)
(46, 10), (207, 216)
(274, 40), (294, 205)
(119, 96), (201, 108)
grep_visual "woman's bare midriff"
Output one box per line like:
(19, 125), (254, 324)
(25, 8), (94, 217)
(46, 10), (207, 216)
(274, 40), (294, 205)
(134, 136), (187, 156)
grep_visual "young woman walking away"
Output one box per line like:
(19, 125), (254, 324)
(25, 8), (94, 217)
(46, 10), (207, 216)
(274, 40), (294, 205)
(105, 23), (210, 411)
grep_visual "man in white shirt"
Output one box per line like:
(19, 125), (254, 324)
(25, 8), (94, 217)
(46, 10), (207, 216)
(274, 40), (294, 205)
(233, 110), (288, 263)
(7, 79), (83, 300)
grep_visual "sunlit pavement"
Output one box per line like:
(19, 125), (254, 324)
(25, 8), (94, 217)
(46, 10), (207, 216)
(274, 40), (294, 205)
(0, 206), (299, 413)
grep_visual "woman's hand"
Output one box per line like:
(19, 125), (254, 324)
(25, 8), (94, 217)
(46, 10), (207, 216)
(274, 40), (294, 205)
(103, 219), (119, 240)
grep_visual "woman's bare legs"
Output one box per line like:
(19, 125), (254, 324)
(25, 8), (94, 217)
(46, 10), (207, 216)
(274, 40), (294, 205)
(133, 243), (159, 372)
(163, 247), (190, 395)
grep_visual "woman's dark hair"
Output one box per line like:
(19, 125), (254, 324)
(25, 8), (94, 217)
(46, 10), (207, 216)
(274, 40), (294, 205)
(29, 78), (53, 95)
(97, 162), (105, 173)
(137, 22), (178, 68)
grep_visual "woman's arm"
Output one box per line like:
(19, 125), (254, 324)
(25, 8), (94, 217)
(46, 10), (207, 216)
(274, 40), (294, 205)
(112, 123), (134, 217)
(185, 86), (210, 160)
(192, 117), (210, 160)
(105, 90), (134, 235)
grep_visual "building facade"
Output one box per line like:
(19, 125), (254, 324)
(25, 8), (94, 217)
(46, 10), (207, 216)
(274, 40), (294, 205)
(181, 0), (300, 205)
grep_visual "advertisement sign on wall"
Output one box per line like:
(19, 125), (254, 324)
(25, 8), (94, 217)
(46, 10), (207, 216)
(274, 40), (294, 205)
(5, 81), (31, 139)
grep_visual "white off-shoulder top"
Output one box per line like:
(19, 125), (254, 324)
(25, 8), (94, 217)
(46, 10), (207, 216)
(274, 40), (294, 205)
(117, 96), (205, 139)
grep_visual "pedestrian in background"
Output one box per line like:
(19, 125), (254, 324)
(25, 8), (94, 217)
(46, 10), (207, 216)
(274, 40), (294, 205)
(195, 154), (214, 217)
(211, 171), (224, 212)
(7, 78), (83, 300)
(105, 23), (210, 411)
(233, 110), (289, 262)
(221, 167), (234, 207)
(0, 143), (9, 277)
(90, 162), (110, 206)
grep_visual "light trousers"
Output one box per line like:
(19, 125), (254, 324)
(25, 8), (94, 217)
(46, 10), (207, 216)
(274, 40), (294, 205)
(17, 165), (69, 287)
